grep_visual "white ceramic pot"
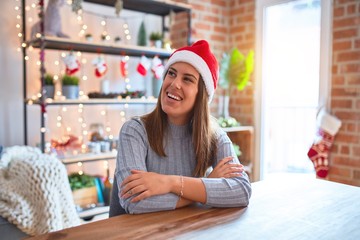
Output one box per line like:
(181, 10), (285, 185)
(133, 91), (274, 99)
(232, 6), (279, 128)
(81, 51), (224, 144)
(62, 85), (79, 99)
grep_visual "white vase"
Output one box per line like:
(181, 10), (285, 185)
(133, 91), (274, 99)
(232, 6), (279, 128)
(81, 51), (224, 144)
(155, 40), (162, 48)
(218, 95), (230, 118)
(62, 85), (79, 99)
(44, 85), (54, 99)
(152, 77), (162, 97)
(101, 79), (110, 94)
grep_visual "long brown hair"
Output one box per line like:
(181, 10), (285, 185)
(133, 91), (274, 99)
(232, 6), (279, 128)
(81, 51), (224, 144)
(141, 75), (217, 177)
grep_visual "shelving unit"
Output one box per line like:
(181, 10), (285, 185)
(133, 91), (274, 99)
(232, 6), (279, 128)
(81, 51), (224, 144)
(223, 126), (254, 181)
(22, 0), (192, 152)
(28, 36), (173, 59)
(21, 0), (191, 221)
(60, 150), (117, 165)
(27, 97), (158, 106)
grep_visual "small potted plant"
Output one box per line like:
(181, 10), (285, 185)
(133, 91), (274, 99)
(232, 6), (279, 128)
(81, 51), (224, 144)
(44, 73), (55, 99)
(114, 36), (121, 44)
(85, 33), (93, 42)
(218, 48), (254, 119)
(68, 173), (97, 208)
(61, 74), (79, 99)
(101, 33), (110, 42)
(149, 32), (162, 48)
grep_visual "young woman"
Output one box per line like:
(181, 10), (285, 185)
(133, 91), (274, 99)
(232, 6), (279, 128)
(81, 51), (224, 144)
(110, 40), (251, 215)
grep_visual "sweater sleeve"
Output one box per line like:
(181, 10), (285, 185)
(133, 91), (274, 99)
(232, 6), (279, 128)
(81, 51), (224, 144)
(114, 119), (178, 214)
(201, 129), (252, 207)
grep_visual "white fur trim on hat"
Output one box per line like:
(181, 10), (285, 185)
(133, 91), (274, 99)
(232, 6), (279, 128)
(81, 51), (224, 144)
(163, 50), (215, 102)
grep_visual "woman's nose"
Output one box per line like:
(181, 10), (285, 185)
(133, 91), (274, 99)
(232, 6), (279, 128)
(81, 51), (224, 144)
(171, 77), (181, 90)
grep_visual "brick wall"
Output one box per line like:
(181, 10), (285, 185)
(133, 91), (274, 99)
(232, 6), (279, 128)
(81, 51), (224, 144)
(328, 0), (360, 186)
(175, 0), (359, 186)
(228, 0), (255, 126)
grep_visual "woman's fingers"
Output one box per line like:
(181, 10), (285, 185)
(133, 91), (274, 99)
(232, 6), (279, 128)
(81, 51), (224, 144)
(121, 176), (144, 197)
(121, 170), (144, 187)
(219, 156), (234, 165)
(121, 184), (146, 199)
(223, 166), (244, 175)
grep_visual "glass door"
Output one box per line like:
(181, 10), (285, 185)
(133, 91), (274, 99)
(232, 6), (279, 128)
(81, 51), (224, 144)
(255, 0), (332, 180)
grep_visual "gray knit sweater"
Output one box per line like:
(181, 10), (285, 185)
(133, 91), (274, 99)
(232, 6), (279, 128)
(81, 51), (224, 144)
(115, 118), (252, 214)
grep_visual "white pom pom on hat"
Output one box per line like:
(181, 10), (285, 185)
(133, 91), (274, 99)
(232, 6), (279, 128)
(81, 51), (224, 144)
(163, 40), (219, 102)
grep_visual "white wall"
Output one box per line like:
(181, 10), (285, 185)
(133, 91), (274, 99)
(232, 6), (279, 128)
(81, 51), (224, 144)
(0, 0), (24, 147)
(0, 0), (161, 148)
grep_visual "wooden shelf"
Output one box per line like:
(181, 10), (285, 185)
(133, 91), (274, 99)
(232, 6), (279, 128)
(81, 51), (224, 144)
(84, 0), (192, 16)
(222, 126), (254, 133)
(78, 206), (109, 219)
(222, 126), (254, 182)
(60, 151), (117, 165)
(28, 37), (173, 58)
(27, 97), (158, 106)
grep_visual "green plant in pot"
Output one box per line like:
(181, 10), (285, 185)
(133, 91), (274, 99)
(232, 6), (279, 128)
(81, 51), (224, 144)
(68, 173), (97, 207)
(44, 73), (55, 99)
(85, 33), (93, 42)
(149, 32), (162, 48)
(218, 48), (254, 122)
(62, 74), (79, 99)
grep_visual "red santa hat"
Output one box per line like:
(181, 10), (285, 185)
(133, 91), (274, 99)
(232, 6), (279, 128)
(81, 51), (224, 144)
(163, 40), (219, 102)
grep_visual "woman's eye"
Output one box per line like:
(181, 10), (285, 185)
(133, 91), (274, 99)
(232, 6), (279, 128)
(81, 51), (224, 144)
(167, 70), (176, 77)
(184, 77), (193, 83)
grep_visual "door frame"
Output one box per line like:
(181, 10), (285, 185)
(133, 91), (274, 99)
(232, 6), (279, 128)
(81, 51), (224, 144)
(254, 0), (333, 181)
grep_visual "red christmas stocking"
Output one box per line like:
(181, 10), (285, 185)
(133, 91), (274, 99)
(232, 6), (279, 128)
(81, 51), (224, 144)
(92, 56), (108, 78)
(63, 52), (80, 75)
(120, 56), (128, 78)
(307, 109), (341, 178)
(137, 55), (150, 76)
(151, 56), (165, 79)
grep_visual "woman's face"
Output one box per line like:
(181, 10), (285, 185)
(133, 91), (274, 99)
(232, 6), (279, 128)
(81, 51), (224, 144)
(161, 62), (200, 125)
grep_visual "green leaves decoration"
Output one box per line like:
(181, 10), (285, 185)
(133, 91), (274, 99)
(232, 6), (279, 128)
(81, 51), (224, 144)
(219, 48), (254, 93)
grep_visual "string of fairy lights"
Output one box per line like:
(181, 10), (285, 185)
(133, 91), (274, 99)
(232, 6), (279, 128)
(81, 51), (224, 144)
(15, 0), (146, 175)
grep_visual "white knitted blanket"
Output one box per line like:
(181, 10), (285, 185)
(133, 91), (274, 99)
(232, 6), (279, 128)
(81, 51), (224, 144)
(0, 146), (80, 236)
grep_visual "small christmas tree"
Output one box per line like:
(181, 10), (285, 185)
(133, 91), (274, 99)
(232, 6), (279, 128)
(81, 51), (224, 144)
(137, 21), (147, 46)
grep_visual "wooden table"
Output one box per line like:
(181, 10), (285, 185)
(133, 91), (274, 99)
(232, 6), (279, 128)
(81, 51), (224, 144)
(28, 177), (360, 240)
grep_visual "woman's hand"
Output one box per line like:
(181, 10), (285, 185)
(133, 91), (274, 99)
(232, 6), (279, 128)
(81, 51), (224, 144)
(208, 156), (244, 178)
(120, 170), (172, 203)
